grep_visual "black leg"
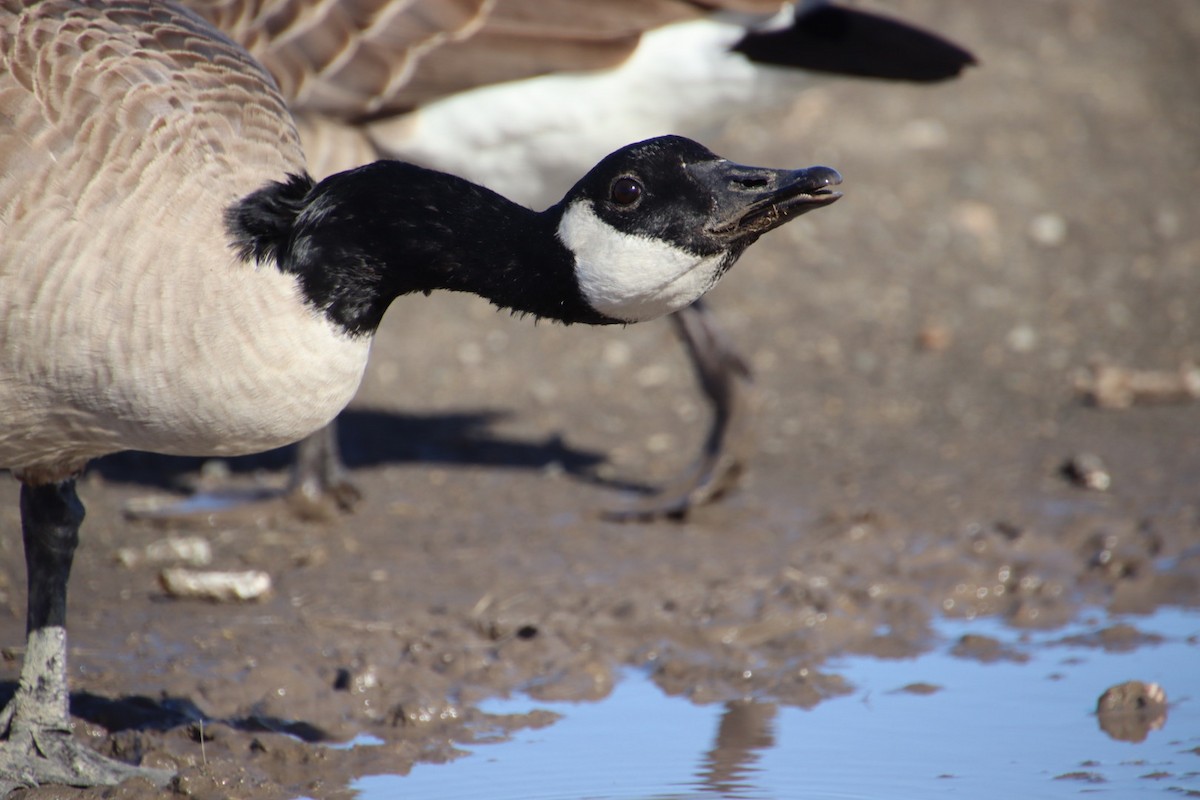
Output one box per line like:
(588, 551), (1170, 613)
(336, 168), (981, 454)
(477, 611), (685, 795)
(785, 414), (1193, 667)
(22, 480), (83, 643)
(288, 421), (362, 514)
(604, 299), (757, 521)
(0, 479), (173, 791)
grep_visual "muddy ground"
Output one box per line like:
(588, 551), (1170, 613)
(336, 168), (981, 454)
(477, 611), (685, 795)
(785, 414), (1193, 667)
(2, 1), (1199, 798)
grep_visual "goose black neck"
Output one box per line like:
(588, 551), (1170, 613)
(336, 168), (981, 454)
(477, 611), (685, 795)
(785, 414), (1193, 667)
(226, 161), (613, 337)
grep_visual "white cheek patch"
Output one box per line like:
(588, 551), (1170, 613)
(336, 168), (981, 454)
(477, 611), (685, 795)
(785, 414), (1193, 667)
(557, 200), (728, 323)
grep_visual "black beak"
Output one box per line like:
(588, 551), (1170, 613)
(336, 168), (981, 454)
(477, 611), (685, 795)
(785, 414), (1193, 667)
(690, 160), (843, 240)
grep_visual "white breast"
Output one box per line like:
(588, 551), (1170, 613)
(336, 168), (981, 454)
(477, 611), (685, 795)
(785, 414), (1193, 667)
(0, 218), (372, 476)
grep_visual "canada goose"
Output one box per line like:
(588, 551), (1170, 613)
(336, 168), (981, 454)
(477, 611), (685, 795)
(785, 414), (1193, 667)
(123, 0), (970, 520)
(0, 0), (841, 788)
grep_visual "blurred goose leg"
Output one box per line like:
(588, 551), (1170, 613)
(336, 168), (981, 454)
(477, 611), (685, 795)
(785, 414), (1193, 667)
(604, 299), (756, 521)
(123, 424), (359, 523)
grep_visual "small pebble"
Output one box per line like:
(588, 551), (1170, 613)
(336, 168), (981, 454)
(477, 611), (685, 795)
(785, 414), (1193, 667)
(1096, 680), (1168, 743)
(117, 536), (212, 568)
(1061, 453), (1112, 491)
(917, 324), (953, 352)
(1006, 324), (1037, 353)
(1029, 213), (1067, 246)
(160, 568), (271, 602)
(1097, 680), (1166, 714)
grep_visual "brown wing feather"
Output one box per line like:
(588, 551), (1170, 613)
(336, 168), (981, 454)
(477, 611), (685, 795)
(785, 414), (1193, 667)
(188, 0), (789, 118)
(189, 0), (492, 116)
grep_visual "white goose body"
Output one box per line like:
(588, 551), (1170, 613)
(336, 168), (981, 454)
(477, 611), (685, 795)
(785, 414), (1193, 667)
(383, 16), (787, 205)
(0, 2), (367, 479)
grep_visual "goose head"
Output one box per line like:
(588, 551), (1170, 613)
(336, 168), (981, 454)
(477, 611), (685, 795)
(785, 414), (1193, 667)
(554, 135), (842, 323)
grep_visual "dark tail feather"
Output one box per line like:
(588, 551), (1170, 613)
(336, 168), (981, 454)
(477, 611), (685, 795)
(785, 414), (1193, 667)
(733, 4), (976, 83)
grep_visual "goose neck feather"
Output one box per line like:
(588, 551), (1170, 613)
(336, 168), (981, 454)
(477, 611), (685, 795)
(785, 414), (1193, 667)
(227, 160), (615, 336)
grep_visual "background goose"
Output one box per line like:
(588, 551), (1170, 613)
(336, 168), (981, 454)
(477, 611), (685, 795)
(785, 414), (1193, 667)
(126, 0), (971, 520)
(0, 0), (841, 788)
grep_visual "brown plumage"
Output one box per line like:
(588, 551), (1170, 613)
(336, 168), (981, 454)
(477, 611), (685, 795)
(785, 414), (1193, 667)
(0, 1), (364, 486)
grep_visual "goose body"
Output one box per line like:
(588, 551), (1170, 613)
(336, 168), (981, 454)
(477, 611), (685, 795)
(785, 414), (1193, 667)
(0, 2), (841, 788)
(0, 1), (364, 480)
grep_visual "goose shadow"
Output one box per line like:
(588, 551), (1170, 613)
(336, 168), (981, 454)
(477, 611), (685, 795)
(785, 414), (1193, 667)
(0, 683), (330, 743)
(91, 408), (647, 494)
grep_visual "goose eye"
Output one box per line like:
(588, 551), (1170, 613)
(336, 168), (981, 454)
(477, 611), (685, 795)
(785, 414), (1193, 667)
(610, 176), (643, 206)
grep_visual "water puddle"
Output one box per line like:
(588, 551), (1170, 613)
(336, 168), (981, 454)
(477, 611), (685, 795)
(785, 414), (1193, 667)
(350, 607), (1199, 799)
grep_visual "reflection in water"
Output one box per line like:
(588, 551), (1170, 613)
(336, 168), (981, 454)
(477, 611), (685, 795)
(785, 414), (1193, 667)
(694, 700), (778, 798)
(355, 608), (1199, 800)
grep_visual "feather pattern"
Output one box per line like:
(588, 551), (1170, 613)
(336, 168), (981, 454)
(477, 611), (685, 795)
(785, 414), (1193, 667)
(0, 1), (368, 482)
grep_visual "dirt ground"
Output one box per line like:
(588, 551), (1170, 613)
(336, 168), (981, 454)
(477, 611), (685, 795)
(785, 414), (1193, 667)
(3, 1), (1199, 798)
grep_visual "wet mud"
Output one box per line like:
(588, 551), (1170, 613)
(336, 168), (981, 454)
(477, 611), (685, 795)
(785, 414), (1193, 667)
(3, 1), (1199, 797)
